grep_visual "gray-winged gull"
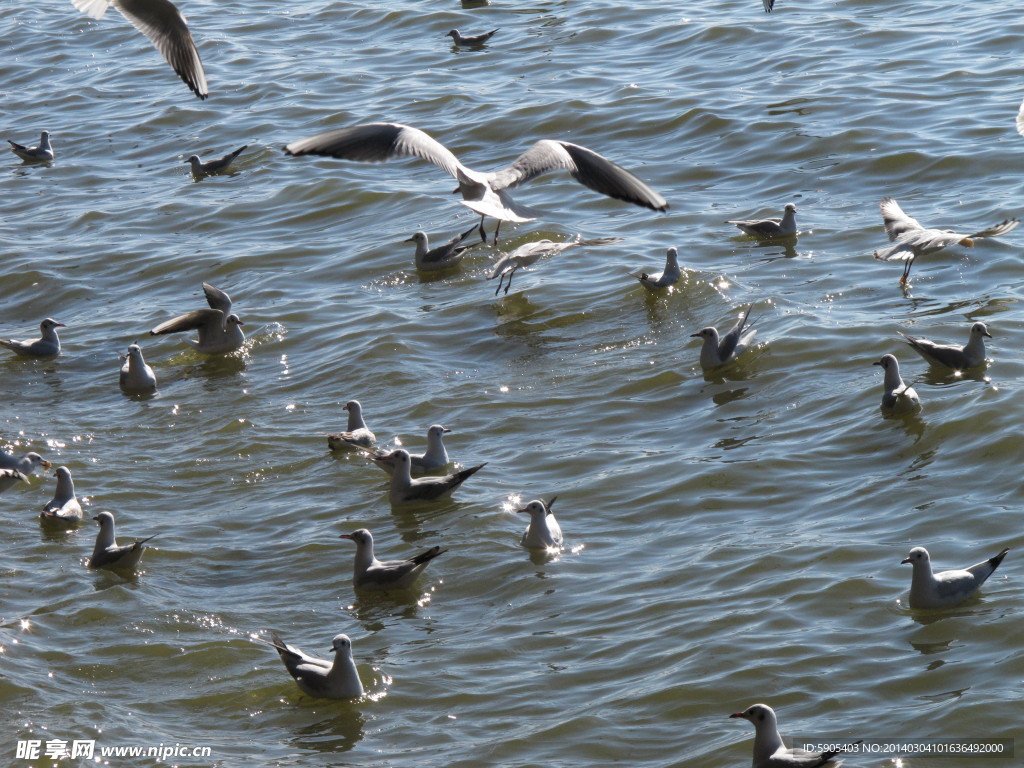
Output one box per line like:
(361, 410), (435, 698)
(518, 497), (562, 550)
(728, 203), (797, 238)
(731, 703), (856, 768)
(406, 224), (478, 271)
(339, 528), (446, 590)
(88, 511), (154, 570)
(630, 247), (681, 291)
(150, 282), (245, 354)
(0, 449), (53, 475)
(0, 318), (65, 357)
(902, 545), (1009, 609)
(40, 466), (84, 526)
(365, 424), (452, 476)
(327, 400), (376, 450)
(873, 354), (921, 415)
(7, 131), (54, 162)
(899, 321), (990, 370)
(691, 305), (757, 370)
(264, 631), (364, 699)
(446, 28), (497, 46)
(119, 343), (158, 392)
(374, 448), (485, 505)
(186, 145), (247, 179)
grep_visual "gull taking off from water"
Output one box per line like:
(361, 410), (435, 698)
(899, 321), (990, 370)
(0, 318), (65, 357)
(283, 122), (668, 243)
(488, 237), (621, 295)
(0, 450), (52, 476)
(406, 224), (478, 271)
(367, 425), (452, 476)
(731, 703), (855, 768)
(265, 631), (363, 700)
(186, 145), (247, 179)
(446, 28), (497, 46)
(728, 203), (797, 238)
(8, 131), (54, 162)
(518, 497), (562, 550)
(40, 467), (84, 526)
(88, 511), (154, 570)
(691, 305), (757, 369)
(874, 197), (1019, 284)
(0, 470), (29, 494)
(119, 343), (157, 392)
(630, 247), (681, 291)
(339, 528), (446, 591)
(902, 546), (1009, 609)
(327, 400), (376, 450)
(71, 0), (209, 99)
(375, 448), (486, 505)
(873, 354), (921, 415)
(150, 282), (245, 354)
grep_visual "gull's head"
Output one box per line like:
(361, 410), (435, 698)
(971, 322), (992, 339)
(428, 425), (451, 438)
(343, 400), (361, 414)
(666, 247), (679, 262)
(405, 232), (428, 244)
(330, 634), (353, 655)
(41, 131), (50, 140)
(784, 203), (797, 213)
(517, 500), (548, 519)
(873, 353), (899, 372)
(54, 466), (72, 481)
(340, 528), (372, 546)
(690, 327), (719, 342)
(391, 448), (412, 466)
(901, 546), (930, 566)
(185, 155), (201, 165)
(446, 29), (459, 38)
(93, 511), (115, 528)
(41, 318), (65, 331)
(226, 314), (244, 327)
(730, 703), (776, 727)
(25, 452), (52, 470)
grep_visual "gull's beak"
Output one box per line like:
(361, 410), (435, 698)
(443, 428), (452, 434)
(900, 556), (912, 564)
(872, 360), (883, 367)
(54, 323), (66, 328)
(236, 320), (245, 326)
(689, 332), (701, 338)
(329, 646), (337, 653)
(515, 507), (528, 514)
(729, 712), (744, 719)
(339, 533), (354, 540)
(984, 330), (993, 338)
(404, 236), (415, 243)
(92, 515), (100, 521)
(40, 460), (53, 469)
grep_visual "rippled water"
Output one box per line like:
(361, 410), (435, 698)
(2, 0), (1023, 766)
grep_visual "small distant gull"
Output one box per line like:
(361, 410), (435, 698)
(0, 449), (53, 475)
(630, 247), (681, 292)
(40, 466), (84, 526)
(264, 631), (364, 700)
(0, 469), (29, 494)
(88, 511), (155, 570)
(874, 197), (1019, 285)
(728, 203), (797, 238)
(340, 528), (446, 591)
(488, 237), (621, 295)
(731, 703), (855, 768)
(518, 497), (562, 550)
(873, 354), (921, 415)
(374, 448), (486, 505)
(899, 321), (990, 370)
(691, 305), (757, 370)
(186, 145), (247, 179)
(283, 122), (669, 243)
(119, 343), (158, 392)
(71, 0), (208, 99)
(902, 545), (1009, 609)
(327, 400), (376, 450)
(762, 0), (776, 13)
(0, 318), (65, 357)
(7, 131), (54, 162)
(406, 224), (478, 271)
(446, 28), (497, 47)
(150, 282), (245, 354)
(366, 424), (452, 476)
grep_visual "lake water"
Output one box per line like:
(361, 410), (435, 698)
(2, 0), (1022, 766)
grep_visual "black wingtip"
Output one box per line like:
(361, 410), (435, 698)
(990, 547), (1010, 570)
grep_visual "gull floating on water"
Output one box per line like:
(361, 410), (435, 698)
(630, 247), (681, 291)
(71, 0), (208, 99)
(0, 449), (53, 476)
(7, 131), (54, 162)
(40, 466), (84, 526)
(728, 203), (797, 238)
(327, 400), (376, 450)
(488, 237), (621, 295)
(902, 545), (1009, 609)
(366, 425), (452, 476)
(874, 197), (1019, 285)
(340, 528), (446, 591)
(88, 511), (154, 570)
(119, 343), (158, 392)
(406, 224), (478, 271)
(873, 354), (921, 415)
(0, 318), (65, 357)
(283, 122), (668, 243)
(375, 448), (486, 505)
(899, 321), (990, 370)
(518, 497), (562, 550)
(150, 282), (245, 354)
(691, 305), (757, 370)
(731, 703), (854, 768)
(186, 145), (247, 179)
(0, 470), (29, 494)
(265, 631), (364, 699)
(446, 28), (497, 47)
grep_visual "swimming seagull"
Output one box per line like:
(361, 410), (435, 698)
(902, 545), (1009, 609)
(40, 466), (84, 526)
(327, 400), (376, 450)
(874, 197), (1019, 285)
(0, 318), (65, 357)
(88, 511), (155, 570)
(374, 448), (486, 505)
(518, 497), (563, 550)
(446, 28), (498, 47)
(7, 131), (54, 162)
(488, 237), (621, 295)
(0, 450), (53, 475)
(339, 528), (446, 591)
(366, 425), (452, 476)
(186, 145), (247, 179)
(728, 203), (797, 238)
(691, 305), (757, 370)
(730, 703), (855, 768)
(899, 321), (991, 370)
(629, 247), (681, 292)
(149, 282), (245, 354)
(0, 470), (29, 494)
(873, 354), (921, 415)
(406, 224), (478, 271)
(119, 343), (158, 392)
(283, 122), (669, 243)
(264, 631), (364, 699)
(71, 0), (208, 99)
